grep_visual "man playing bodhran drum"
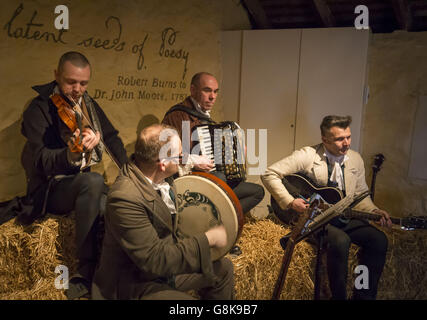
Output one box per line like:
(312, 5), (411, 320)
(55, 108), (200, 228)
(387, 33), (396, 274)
(92, 124), (234, 300)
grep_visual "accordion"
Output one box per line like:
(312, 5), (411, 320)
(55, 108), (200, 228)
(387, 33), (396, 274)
(192, 121), (246, 182)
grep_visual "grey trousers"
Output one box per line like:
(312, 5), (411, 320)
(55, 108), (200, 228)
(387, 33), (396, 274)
(140, 258), (235, 300)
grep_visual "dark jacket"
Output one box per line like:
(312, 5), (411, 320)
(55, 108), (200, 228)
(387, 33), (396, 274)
(20, 81), (128, 223)
(91, 159), (213, 299)
(162, 96), (214, 149)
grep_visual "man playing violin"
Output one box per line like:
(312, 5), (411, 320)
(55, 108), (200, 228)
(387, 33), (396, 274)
(21, 51), (128, 299)
(261, 115), (391, 300)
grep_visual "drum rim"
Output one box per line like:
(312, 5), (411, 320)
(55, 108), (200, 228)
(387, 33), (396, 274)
(189, 172), (244, 239)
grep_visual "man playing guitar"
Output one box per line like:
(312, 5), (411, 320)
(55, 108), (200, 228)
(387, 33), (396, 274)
(261, 115), (391, 300)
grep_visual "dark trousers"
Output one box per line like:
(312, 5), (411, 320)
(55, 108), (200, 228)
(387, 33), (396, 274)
(325, 218), (388, 300)
(211, 172), (265, 214)
(46, 172), (108, 281)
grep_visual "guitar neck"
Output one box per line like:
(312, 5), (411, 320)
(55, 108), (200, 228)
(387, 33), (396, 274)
(344, 209), (401, 225)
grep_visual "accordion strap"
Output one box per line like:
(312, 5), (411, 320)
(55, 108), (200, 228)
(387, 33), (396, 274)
(165, 104), (216, 124)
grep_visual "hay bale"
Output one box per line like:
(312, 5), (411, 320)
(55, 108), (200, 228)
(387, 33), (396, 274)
(229, 218), (317, 300)
(374, 227), (427, 299)
(0, 214), (77, 300)
(1, 212), (425, 300)
(0, 221), (32, 294)
(230, 217), (427, 300)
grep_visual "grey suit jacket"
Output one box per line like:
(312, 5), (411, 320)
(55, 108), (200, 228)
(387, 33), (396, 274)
(92, 158), (213, 299)
(261, 144), (378, 213)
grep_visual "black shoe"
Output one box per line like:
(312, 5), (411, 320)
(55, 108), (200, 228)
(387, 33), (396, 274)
(229, 245), (242, 256)
(65, 276), (91, 300)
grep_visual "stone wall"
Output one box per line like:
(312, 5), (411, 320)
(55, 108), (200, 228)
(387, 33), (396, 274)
(0, 0), (250, 201)
(363, 31), (427, 218)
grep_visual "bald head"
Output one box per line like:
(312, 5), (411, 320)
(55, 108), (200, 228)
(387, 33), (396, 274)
(190, 72), (215, 87)
(134, 124), (179, 167)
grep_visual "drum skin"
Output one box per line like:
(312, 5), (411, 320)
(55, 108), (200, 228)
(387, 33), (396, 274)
(174, 172), (244, 260)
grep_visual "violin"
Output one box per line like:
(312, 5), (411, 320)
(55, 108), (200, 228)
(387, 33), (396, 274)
(50, 93), (121, 169)
(50, 93), (84, 153)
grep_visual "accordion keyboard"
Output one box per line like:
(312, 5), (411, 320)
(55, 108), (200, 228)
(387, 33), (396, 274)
(194, 122), (246, 182)
(196, 125), (216, 172)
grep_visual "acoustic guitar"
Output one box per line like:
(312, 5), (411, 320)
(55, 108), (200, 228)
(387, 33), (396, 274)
(271, 173), (427, 230)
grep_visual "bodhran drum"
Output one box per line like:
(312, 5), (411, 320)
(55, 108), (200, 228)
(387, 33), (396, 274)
(174, 172), (244, 261)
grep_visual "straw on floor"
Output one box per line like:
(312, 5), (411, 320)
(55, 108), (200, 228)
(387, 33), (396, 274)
(0, 214), (426, 300)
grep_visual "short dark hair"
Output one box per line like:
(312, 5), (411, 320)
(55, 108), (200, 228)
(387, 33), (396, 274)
(320, 115), (352, 136)
(134, 124), (178, 165)
(191, 72), (215, 87)
(57, 51), (91, 74)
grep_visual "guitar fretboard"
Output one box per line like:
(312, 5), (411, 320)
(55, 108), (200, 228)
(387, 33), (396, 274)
(343, 210), (402, 225)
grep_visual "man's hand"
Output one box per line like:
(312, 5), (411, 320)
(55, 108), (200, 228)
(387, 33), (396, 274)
(373, 209), (392, 228)
(192, 155), (215, 172)
(67, 128), (83, 156)
(68, 128), (100, 154)
(288, 198), (309, 213)
(205, 225), (227, 248)
(81, 127), (101, 151)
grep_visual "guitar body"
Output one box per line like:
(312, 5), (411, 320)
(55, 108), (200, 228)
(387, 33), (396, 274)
(271, 173), (343, 225)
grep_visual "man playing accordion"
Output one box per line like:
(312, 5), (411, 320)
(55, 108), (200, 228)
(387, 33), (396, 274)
(162, 72), (265, 255)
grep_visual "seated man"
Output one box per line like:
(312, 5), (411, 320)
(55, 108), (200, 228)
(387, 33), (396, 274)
(92, 124), (234, 300)
(162, 72), (265, 224)
(21, 51), (128, 299)
(261, 115), (391, 300)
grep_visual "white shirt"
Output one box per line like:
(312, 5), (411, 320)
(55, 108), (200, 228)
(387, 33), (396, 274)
(145, 176), (176, 215)
(324, 149), (349, 191)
